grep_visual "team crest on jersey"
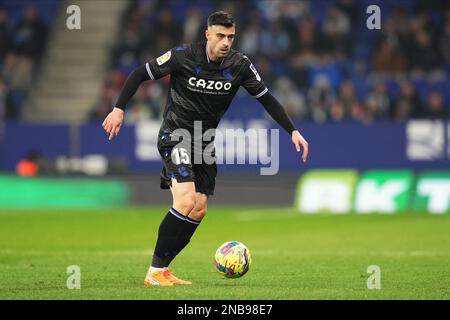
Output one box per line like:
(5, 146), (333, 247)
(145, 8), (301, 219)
(249, 64), (261, 82)
(157, 51), (171, 66)
(222, 68), (232, 81)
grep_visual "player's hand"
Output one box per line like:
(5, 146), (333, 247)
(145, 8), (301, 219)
(292, 130), (309, 163)
(102, 107), (124, 141)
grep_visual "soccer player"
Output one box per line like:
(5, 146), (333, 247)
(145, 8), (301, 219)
(102, 11), (309, 286)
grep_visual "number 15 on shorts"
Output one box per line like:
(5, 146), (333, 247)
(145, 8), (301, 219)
(172, 148), (190, 165)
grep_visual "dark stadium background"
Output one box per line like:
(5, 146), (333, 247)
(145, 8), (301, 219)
(0, 0), (449, 208)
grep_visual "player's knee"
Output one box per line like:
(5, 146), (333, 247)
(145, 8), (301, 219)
(174, 192), (196, 215)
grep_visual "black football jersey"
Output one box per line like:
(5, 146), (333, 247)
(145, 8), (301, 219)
(145, 41), (268, 135)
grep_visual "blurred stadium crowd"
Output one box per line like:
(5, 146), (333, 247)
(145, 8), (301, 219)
(0, 1), (54, 121)
(92, 0), (450, 124)
(1, 0), (450, 125)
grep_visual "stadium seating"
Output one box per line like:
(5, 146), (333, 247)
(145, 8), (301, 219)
(1, 0), (449, 123)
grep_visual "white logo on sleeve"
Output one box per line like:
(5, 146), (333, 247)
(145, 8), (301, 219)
(157, 51), (171, 66)
(249, 64), (261, 82)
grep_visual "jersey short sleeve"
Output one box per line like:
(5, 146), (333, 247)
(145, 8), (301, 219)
(145, 46), (187, 80)
(241, 57), (268, 99)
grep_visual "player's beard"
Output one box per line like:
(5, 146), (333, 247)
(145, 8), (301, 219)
(217, 47), (230, 58)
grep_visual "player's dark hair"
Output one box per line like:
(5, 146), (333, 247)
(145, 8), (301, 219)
(207, 11), (235, 28)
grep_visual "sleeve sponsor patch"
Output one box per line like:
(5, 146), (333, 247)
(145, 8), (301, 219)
(249, 64), (261, 82)
(156, 51), (171, 66)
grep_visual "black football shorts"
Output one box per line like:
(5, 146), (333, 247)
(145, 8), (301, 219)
(157, 131), (217, 196)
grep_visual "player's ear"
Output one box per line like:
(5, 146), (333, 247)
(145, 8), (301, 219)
(205, 28), (209, 41)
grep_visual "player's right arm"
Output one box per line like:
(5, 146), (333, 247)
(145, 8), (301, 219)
(102, 47), (186, 140)
(102, 65), (149, 140)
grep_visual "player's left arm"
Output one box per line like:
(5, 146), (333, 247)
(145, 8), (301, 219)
(257, 93), (309, 162)
(241, 59), (309, 162)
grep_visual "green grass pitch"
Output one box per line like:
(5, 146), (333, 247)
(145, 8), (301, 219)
(0, 207), (449, 299)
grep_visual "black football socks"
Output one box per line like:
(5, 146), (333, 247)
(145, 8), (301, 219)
(151, 208), (200, 268)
